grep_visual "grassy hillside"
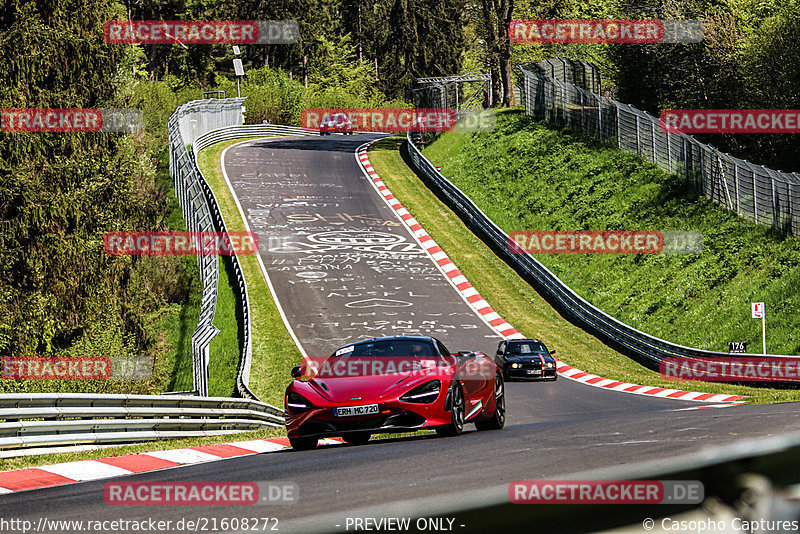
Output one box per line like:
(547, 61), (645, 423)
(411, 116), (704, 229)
(423, 110), (800, 357)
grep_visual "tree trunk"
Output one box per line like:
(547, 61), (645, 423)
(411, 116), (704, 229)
(497, 0), (515, 107)
(481, 0), (502, 106)
(500, 51), (516, 107)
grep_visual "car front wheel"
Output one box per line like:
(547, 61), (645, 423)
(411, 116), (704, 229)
(436, 383), (465, 437)
(475, 374), (505, 431)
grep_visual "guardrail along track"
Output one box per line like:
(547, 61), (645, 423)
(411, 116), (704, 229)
(0, 393), (283, 450)
(169, 97), (318, 399)
(0, 118), (334, 452)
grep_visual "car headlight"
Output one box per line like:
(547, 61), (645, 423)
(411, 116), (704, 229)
(400, 380), (441, 404)
(286, 392), (314, 414)
(546, 362), (555, 368)
(511, 363), (521, 369)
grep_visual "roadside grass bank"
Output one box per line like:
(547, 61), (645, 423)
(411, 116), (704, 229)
(367, 136), (800, 404)
(423, 110), (800, 358)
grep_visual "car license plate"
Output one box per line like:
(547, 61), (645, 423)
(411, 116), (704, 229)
(334, 404), (379, 417)
(527, 370), (542, 375)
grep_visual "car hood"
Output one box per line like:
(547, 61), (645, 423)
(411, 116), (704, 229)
(302, 369), (442, 403)
(506, 354), (553, 363)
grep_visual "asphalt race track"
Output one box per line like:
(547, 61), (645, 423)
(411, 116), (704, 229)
(4, 134), (800, 533)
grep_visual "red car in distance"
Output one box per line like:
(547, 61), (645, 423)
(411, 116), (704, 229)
(319, 112), (355, 135)
(284, 336), (505, 450)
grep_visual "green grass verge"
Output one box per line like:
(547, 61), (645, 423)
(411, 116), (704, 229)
(196, 138), (304, 406)
(0, 426), (286, 472)
(207, 254), (241, 398)
(367, 136), (800, 404)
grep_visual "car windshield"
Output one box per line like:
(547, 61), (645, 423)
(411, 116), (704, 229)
(335, 339), (436, 358)
(508, 342), (548, 355)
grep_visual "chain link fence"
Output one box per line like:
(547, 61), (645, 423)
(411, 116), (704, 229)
(518, 64), (800, 236)
(529, 58), (601, 94)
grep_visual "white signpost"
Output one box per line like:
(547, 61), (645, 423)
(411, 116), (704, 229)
(233, 58), (244, 98)
(751, 302), (766, 354)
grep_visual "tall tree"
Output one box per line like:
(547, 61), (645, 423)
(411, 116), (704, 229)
(479, 0), (516, 106)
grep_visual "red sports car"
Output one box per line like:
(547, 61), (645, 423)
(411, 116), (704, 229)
(319, 112), (354, 135)
(284, 336), (505, 450)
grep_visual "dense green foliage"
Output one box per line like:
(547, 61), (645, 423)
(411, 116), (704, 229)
(425, 110), (800, 355)
(0, 1), (199, 393)
(127, 0), (468, 100)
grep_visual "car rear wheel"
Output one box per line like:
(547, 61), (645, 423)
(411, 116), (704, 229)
(289, 436), (318, 450)
(342, 432), (371, 445)
(475, 374), (505, 431)
(436, 383), (465, 437)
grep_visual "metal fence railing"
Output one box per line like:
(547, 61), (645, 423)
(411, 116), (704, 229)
(529, 58), (602, 95)
(0, 393), (282, 450)
(412, 71), (493, 119)
(405, 131), (797, 367)
(518, 65), (800, 236)
(169, 102), (319, 399)
(190, 124), (317, 399)
(168, 98), (247, 397)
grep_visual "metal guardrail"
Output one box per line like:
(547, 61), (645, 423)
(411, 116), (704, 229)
(518, 63), (800, 236)
(405, 131), (797, 366)
(0, 394), (282, 450)
(193, 124), (318, 152)
(190, 123), (317, 399)
(169, 98), (248, 396)
(168, 98), (317, 399)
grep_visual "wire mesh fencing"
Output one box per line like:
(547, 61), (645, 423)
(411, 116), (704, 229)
(518, 65), (800, 235)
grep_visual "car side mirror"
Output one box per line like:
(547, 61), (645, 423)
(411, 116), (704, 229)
(549, 349), (556, 355)
(290, 365), (305, 379)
